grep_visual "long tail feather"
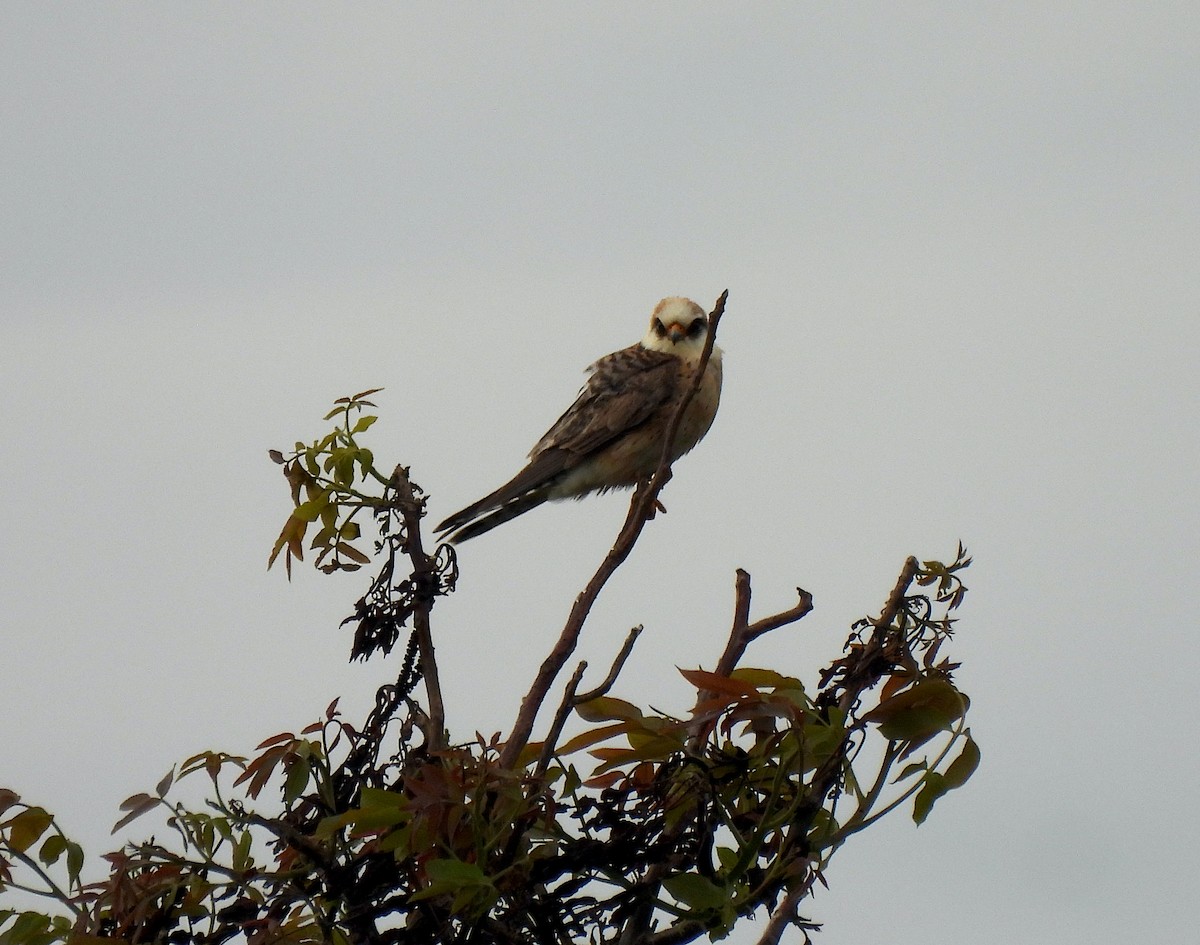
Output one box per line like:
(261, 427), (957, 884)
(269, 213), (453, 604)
(434, 449), (570, 537)
(443, 492), (550, 543)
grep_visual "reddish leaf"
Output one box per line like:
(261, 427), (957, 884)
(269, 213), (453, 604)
(256, 731), (298, 750)
(879, 671), (916, 702)
(112, 796), (159, 834)
(679, 668), (763, 700)
(582, 770), (624, 790)
(557, 722), (631, 755)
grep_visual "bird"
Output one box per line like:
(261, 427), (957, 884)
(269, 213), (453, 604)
(435, 296), (723, 543)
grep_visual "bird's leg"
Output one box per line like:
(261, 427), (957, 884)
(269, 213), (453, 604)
(633, 478), (668, 519)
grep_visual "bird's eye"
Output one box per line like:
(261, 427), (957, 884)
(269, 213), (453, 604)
(653, 319), (667, 337)
(688, 319), (706, 336)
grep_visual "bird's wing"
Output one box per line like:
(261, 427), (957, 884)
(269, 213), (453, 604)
(434, 345), (679, 537)
(530, 344), (679, 464)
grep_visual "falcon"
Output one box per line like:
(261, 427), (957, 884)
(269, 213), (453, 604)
(435, 297), (723, 543)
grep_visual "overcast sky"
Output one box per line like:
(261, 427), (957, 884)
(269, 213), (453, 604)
(3, 4), (1198, 943)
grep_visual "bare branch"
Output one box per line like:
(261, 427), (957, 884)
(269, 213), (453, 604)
(500, 292), (728, 769)
(754, 868), (820, 945)
(536, 623), (643, 776)
(535, 661), (588, 778)
(714, 571), (814, 678)
(743, 587), (815, 643)
(642, 920), (707, 945)
(576, 624), (644, 704)
(875, 555), (920, 636)
(389, 465), (446, 752)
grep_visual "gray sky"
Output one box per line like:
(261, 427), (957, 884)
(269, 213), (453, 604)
(3, 4), (1198, 942)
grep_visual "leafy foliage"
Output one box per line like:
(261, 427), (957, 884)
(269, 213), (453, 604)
(1, 392), (978, 945)
(268, 388), (388, 578)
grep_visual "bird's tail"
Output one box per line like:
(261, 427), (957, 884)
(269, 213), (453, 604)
(440, 491), (550, 544)
(434, 448), (570, 542)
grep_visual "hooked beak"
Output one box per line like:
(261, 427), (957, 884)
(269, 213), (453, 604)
(666, 322), (687, 343)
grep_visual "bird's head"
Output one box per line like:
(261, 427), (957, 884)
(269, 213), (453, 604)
(641, 297), (712, 360)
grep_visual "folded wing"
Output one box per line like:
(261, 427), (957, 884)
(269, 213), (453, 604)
(435, 345), (679, 542)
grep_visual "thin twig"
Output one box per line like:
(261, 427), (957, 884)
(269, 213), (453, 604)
(743, 588), (815, 643)
(500, 292), (728, 770)
(536, 624), (642, 780)
(576, 625), (644, 703)
(534, 661), (588, 777)
(6, 848), (82, 916)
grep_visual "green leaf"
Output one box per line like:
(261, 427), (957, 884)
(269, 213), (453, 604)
(318, 787), (409, 837)
(410, 858), (495, 904)
(37, 833), (66, 866)
(6, 912), (51, 943)
(913, 772), (948, 824)
(65, 841), (84, 886)
(6, 808), (53, 854)
(352, 415), (378, 434)
(576, 696), (645, 724)
(359, 787), (406, 810)
(864, 678), (966, 742)
(730, 667), (800, 689)
(282, 759), (311, 804)
(232, 830), (254, 872)
(426, 858), (489, 886)
(294, 493), (330, 523)
(801, 712), (847, 771)
(663, 872), (727, 912)
(942, 735), (981, 788)
(894, 761), (928, 782)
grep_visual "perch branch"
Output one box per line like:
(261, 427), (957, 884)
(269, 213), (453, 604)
(500, 291), (728, 769)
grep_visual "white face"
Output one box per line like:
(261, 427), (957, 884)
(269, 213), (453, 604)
(641, 297), (710, 357)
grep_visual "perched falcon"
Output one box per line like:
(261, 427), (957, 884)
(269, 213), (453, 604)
(435, 297), (723, 543)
